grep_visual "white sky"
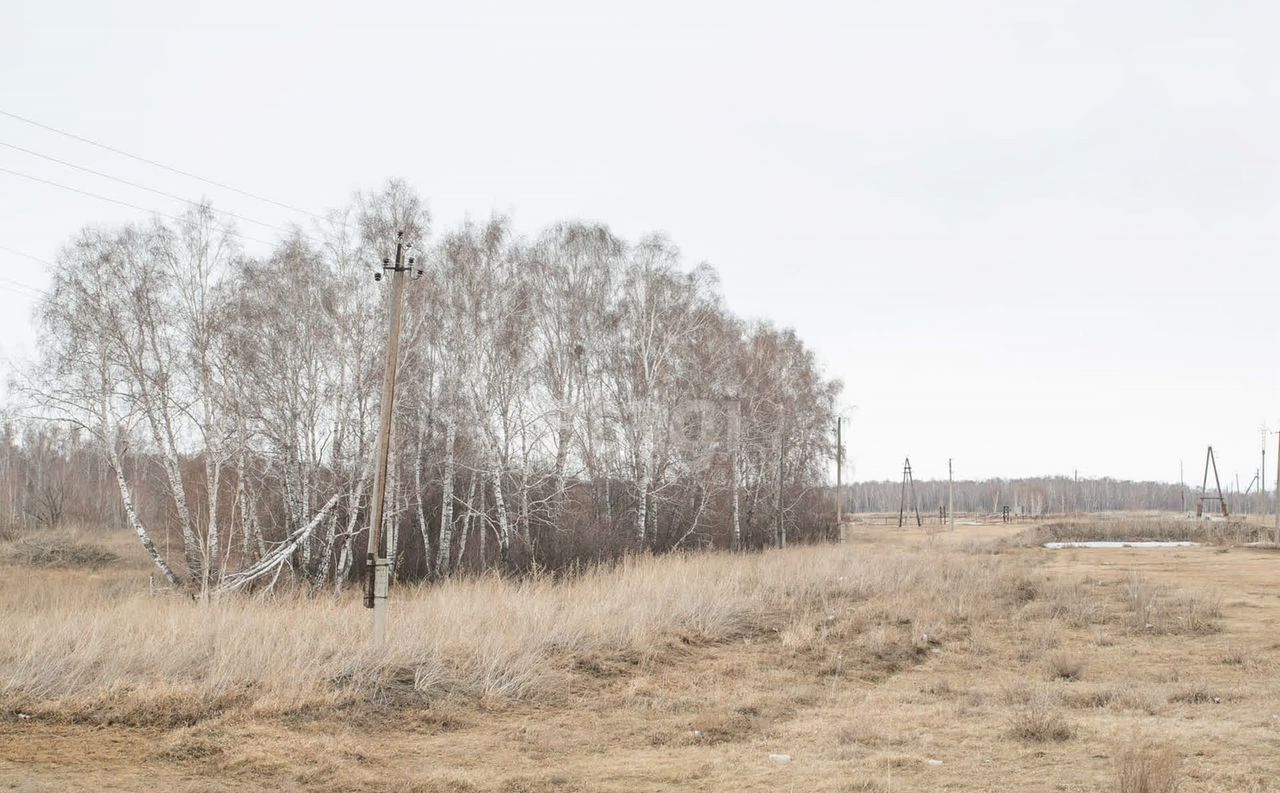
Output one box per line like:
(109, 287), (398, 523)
(2, 0), (1277, 484)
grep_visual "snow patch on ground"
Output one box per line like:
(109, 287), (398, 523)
(1042, 541), (1200, 549)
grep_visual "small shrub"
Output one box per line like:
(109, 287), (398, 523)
(1045, 651), (1085, 681)
(1007, 695), (1074, 742)
(1114, 740), (1182, 793)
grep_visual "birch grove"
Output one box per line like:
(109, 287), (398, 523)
(21, 181), (842, 592)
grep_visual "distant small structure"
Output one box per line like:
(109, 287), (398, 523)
(1196, 446), (1230, 518)
(898, 457), (922, 528)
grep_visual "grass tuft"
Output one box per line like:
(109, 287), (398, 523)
(1114, 740), (1182, 793)
(1007, 692), (1075, 742)
(1045, 651), (1085, 681)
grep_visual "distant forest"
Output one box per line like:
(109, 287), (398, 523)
(841, 475), (1274, 517)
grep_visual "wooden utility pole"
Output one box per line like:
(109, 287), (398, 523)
(1274, 431), (1279, 545)
(776, 429), (786, 549)
(948, 458), (954, 531)
(835, 417), (843, 535)
(1180, 459), (1185, 514)
(364, 231), (417, 644)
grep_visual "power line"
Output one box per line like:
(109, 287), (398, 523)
(0, 166), (277, 248)
(0, 245), (53, 298)
(0, 244), (54, 267)
(0, 108), (333, 224)
(0, 139), (312, 241)
(0, 279), (45, 299)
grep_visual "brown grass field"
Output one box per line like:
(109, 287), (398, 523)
(1, 514), (1278, 792)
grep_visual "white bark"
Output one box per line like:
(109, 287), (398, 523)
(109, 446), (180, 586)
(217, 494), (339, 594)
(436, 420), (456, 576)
(413, 413), (430, 577)
(491, 465), (511, 564)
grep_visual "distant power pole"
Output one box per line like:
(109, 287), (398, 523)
(1180, 459), (1185, 514)
(898, 457), (922, 528)
(948, 458), (954, 532)
(364, 231), (419, 644)
(1196, 446), (1229, 518)
(1274, 431), (1279, 544)
(1262, 424), (1269, 498)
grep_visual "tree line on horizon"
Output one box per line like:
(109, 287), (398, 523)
(841, 473), (1273, 517)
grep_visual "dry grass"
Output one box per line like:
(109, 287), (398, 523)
(1006, 691), (1076, 742)
(1060, 684), (1159, 714)
(1045, 651), (1085, 681)
(5, 534), (119, 569)
(3, 516), (1275, 792)
(1015, 518), (1269, 547)
(0, 543), (1036, 723)
(1114, 740), (1182, 793)
(1123, 574), (1221, 635)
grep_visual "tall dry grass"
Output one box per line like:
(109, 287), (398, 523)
(1114, 740), (1182, 793)
(1015, 518), (1268, 547)
(0, 543), (1038, 723)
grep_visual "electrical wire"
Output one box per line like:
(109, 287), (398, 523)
(0, 166), (278, 248)
(0, 243), (54, 267)
(0, 139), (314, 241)
(0, 278), (45, 298)
(0, 245), (52, 298)
(0, 107), (334, 224)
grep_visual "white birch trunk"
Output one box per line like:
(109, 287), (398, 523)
(635, 458), (650, 546)
(491, 464), (511, 565)
(110, 447), (180, 586)
(413, 416), (430, 577)
(478, 481), (487, 570)
(436, 420), (456, 576)
(731, 447), (741, 551)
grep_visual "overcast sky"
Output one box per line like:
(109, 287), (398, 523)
(2, 0), (1277, 484)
